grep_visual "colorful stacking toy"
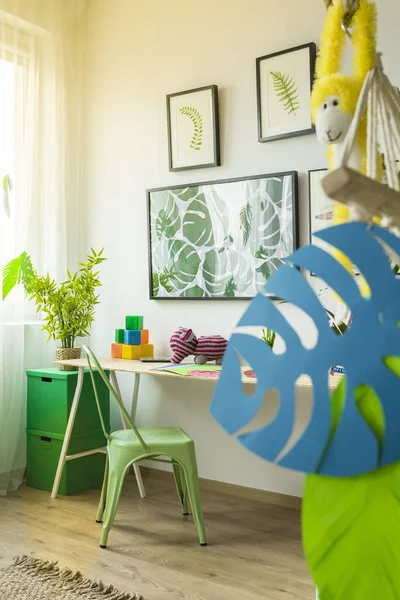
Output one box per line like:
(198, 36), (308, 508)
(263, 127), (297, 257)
(111, 315), (154, 360)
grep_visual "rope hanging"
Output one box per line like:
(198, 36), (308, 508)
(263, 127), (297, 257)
(323, 53), (400, 230)
(323, 0), (361, 25)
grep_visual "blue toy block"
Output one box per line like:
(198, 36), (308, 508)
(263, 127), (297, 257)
(124, 330), (141, 345)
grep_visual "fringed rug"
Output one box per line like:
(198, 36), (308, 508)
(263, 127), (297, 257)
(0, 556), (143, 599)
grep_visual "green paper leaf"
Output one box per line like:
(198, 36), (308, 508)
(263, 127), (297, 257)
(303, 380), (399, 600)
(303, 461), (400, 600)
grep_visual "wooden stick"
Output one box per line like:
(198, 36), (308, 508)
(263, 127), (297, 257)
(322, 167), (400, 225)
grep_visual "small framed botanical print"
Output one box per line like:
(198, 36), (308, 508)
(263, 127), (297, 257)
(257, 43), (316, 143)
(166, 85), (220, 172)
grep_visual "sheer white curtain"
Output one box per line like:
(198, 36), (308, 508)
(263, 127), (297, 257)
(0, 0), (87, 495)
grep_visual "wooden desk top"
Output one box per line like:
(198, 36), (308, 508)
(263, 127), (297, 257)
(55, 357), (340, 389)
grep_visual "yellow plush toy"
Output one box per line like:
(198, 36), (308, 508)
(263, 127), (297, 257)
(310, 0), (377, 302)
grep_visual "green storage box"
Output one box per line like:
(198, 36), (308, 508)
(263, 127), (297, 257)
(26, 368), (110, 435)
(26, 367), (110, 495)
(27, 428), (106, 495)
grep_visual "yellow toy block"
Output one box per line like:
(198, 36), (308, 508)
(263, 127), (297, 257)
(111, 343), (123, 358)
(141, 344), (154, 358)
(141, 329), (149, 344)
(122, 344), (142, 360)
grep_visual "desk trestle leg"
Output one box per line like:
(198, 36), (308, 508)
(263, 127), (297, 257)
(51, 367), (85, 499)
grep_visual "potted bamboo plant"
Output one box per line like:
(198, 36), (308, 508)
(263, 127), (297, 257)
(2, 248), (106, 370)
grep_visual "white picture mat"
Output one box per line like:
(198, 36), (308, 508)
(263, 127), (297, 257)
(169, 89), (215, 168)
(260, 46), (312, 139)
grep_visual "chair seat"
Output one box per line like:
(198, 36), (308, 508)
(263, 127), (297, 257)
(110, 426), (193, 449)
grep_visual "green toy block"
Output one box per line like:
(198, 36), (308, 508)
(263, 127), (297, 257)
(125, 315), (143, 330)
(115, 328), (124, 343)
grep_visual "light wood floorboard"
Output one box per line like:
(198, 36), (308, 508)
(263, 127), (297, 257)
(0, 471), (314, 600)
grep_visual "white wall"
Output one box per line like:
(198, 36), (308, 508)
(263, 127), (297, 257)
(83, 0), (400, 496)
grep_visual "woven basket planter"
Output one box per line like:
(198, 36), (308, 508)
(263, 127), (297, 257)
(55, 347), (81, 371)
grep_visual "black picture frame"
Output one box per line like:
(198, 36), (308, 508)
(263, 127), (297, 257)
(166, 84), (220, 172)
(147, 171), (299, 301)
(256, 42), (316, 143)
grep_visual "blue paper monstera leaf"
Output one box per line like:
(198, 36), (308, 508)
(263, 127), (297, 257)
(210, 223), (400, 477)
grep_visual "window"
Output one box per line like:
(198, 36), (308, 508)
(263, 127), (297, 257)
(0, 56), (23, 265)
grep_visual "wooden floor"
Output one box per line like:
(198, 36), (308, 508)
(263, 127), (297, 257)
(0, 471), (314, 600)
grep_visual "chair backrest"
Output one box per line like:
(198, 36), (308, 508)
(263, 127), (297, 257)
(82, 345), (149, 452)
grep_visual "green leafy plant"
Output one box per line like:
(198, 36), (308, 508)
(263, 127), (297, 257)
(270, 71), (300, 116)
(2, 248), (106, 348)
(239, 203), (253, 246)
(262, 328), (276, 348)
(179, 106), (203, 150)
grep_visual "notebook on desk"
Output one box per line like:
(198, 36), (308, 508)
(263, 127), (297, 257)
(151, 364), (222, 378)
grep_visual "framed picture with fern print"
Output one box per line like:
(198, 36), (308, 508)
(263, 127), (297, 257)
(166, 85), (220, 172)
(256, 43), (316, 142)
(147, 171), (299, 300)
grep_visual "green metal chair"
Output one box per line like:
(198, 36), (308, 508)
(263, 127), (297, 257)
(83, 345), (207, 548)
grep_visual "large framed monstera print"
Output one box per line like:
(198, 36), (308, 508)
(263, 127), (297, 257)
(147, 171), (299, 300)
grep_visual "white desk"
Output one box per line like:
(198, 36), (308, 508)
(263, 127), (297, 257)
(51, 357), (340, 500)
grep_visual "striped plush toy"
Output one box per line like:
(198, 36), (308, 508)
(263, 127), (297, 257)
(170, 327), (228, 365)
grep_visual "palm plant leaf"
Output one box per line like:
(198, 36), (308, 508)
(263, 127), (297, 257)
(2, 251), (34, 299)
(179, 106), (203, 151)
(270, 71), (300, 116)
(239, 203), (253, 246)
